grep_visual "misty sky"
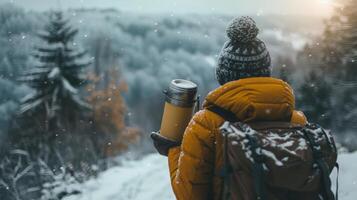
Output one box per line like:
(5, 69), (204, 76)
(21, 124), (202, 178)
(2, 0), (334, 16)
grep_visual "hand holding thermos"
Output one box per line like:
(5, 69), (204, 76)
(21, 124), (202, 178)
(151, 79), (198, 156)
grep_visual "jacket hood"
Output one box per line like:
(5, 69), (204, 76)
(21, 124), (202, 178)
(203, 77), (296, 122)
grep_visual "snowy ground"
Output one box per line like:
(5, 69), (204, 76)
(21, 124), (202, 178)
(65, 152), (357, 200)
(64, 154), (174, 200)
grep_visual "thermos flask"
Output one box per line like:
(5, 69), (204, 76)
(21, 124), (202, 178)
(159, 79), (198, 142)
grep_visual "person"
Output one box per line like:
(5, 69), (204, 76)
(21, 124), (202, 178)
(152, 16), (308, 200)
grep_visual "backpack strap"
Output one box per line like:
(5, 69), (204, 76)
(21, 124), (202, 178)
(207, 105), (267, 200)
(220, 122), (233, 200)
(245, 133), (267, 200)
(207, 104), (237, 122)
(207, 105), (235, 200)
(302, 125), (336, 200)
(319, 125), (339, 200)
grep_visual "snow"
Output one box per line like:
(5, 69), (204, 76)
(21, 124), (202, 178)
(261, 149), (283, 166)
(48, 67), (60, 79)
(64, 152), (357, 200)
(331, 152), (357, 200)
(61, 78), (78, 94)
(64, 154), (175, 200)
(19, 96), (44, 114)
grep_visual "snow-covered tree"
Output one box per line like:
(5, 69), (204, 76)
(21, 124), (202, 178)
(19, 11), (91, 132)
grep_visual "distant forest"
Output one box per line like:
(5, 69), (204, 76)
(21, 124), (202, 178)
(0, 3), (324, 140)
(0, 1), (357, 199)
(1, 3), (356, 151)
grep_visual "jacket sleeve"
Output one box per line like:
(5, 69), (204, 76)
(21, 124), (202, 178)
(167, 110), (216, 200)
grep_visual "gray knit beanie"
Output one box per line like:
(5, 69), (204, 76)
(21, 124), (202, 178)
(216, 16), (272, 85)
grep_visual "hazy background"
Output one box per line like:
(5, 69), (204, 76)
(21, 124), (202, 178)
(2, 0), (334, 15)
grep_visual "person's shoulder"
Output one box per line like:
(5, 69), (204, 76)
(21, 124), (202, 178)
(291, 110), (308, 126)
(184, 109), (221, 145)
(191, 108), (226, 130)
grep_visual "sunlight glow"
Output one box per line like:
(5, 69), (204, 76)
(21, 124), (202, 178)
(320, 0), (333, 5)
(310, 0), (335, 16)
(319, 0), (341, 7)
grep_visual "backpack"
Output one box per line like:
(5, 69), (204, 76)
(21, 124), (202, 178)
(207, 105), (338, 200)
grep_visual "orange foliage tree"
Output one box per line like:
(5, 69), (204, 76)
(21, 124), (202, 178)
(87, 69), (140, 156)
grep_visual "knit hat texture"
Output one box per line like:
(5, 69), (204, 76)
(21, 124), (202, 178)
(216, 16), (272, 85)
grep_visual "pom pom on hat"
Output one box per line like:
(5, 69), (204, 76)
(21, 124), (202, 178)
(216, 16), (271, 85)
(226, 16), (259, 43)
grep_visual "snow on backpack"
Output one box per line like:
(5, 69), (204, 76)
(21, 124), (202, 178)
(207, 105), (338, 200)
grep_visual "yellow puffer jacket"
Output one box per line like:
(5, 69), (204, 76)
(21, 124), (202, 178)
(168, 77), (307, 200)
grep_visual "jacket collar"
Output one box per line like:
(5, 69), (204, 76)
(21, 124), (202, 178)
(203, 77), (296, 123)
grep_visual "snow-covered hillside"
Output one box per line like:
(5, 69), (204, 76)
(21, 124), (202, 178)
(65, 153), (357, 200)
(64, 154), (174, 200)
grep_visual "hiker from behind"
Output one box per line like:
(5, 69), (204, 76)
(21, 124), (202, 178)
(152, 16), (337, 200)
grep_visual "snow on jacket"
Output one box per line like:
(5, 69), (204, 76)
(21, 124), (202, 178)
(168, 77), (308, 200)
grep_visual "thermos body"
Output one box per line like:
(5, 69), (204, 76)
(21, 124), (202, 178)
(160, 79), (198, 142)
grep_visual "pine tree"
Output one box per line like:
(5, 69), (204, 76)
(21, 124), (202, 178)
(298, 0), (357, 130)
(328, 0), (357, 130)
(320, 0), (357, 80)
(275, 56), (295, 83)
(341, 0), (357, 67)
(298, 70), (333, 127)
(19, 11), (91, 132)
(319, 16), (344, 77)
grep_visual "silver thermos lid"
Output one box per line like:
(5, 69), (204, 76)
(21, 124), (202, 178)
(164, 79), (198, 107)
